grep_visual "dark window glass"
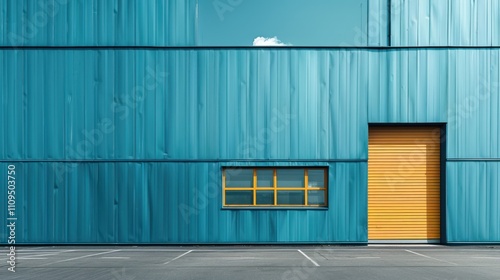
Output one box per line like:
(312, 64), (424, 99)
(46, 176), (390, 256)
(256, 191), (274, 205)
(257, 170), (273, 187)
(308, 191), (325, 205)
(278, 191), (305, 205)
(226, 169), (253, 188)
(308, 170), (324, 188)
(226, 191), (253, 205)
(277, 169), (304, 188)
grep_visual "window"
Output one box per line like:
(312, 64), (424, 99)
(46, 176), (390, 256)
(223, 167), (328, 207)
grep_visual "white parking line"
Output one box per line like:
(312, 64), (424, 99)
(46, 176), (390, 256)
(160, 249), (304, 252)
(19, 253), (58, 257)
(163, 250), (193, 265)
(42, 250), (121, 266)
(17, 257), (48, 260)
(17, 250), (75, 258)
(19, 252), (60, 254)
(405, 250), (458, 266)
(298, 250), (320, 267)
(9, 248), (500, 252)
(15, 247), (47, 251)
(115, 249), (189, 252)
(16, 249), (188, 252)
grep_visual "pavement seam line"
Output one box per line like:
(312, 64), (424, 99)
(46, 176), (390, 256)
(404, 249), (458, 266)
(298, 250), (320, 267)
(163, 250), (193, 265)
(41, 249), (121, 266)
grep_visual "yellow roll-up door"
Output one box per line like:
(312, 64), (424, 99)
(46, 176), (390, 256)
(368, 127), (441, 241)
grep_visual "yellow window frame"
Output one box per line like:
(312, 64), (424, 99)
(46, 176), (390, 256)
(223, 167), (328, 207)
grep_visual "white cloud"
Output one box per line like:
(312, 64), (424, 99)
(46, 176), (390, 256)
(252, 36), (290, 46)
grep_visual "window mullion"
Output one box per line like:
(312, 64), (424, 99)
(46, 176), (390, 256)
(273, 169), (277, 206)
(304, 169), (308, 206)
(253, 169), (257, 206)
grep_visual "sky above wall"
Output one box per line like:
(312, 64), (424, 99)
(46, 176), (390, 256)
(198, 0), (368, 46)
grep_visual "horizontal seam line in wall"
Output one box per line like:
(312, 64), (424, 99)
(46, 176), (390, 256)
(1, 46), (500, 50)
(446, 158), (500, 162)
(0, 159), (368, 163)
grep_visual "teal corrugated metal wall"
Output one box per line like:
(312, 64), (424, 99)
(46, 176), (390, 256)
(0, 49), (369, 160)
(447, 162), (500, 242)
(0, 0), (196, 46)
(1, 48), (500, 243)
(4, 0), (499, 48)
(447, 49), (500, 159)
(367, 49), (449, 122)
(0, 49), (370, 243)
(0, 162), (367, 243)
(390, 0), (500, 46)
(444, 48), (500, 243)
(368, 0), (389, 46)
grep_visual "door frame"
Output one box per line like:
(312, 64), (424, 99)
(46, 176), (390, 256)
(367, 123), (447, 244)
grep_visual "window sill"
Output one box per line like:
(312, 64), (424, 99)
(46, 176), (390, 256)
(222, 206), (329, 210)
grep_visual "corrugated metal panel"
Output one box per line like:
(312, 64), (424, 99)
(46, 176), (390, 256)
(4, 48), (497, 160)
(447, 162), (500, 242)
(367, 49), (448, 123)
(7, 48), (496, 161)
(0, 0), (196, 46)
(0, 49), (369, 160)
(0, 161), (367, 243)
(447, 49), (500, 159)
(368, 127), (441, 240)
(391, 0), (500, 46)
(367, 0), (389, 46)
